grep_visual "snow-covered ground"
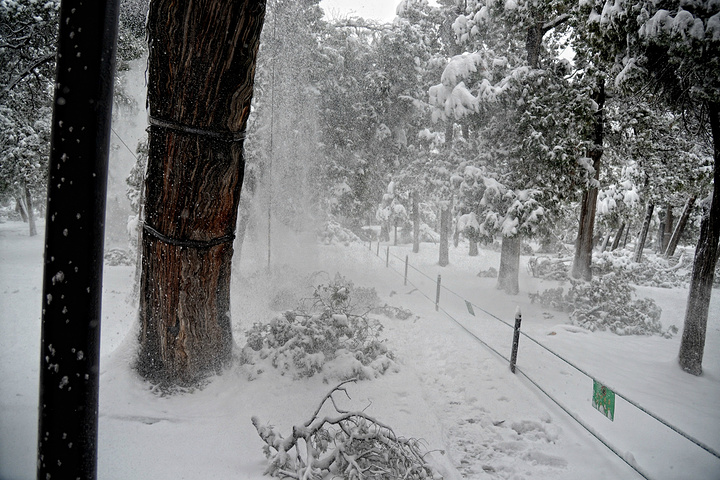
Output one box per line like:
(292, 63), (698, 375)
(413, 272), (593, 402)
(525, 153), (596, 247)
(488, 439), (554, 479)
(1, 219), (719, 479)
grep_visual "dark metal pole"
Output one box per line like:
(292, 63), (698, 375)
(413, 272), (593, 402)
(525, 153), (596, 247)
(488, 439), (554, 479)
(37, 1), (119, 479)
(510, 308), (522, 373)
(435, 274), (441, 311)
(404, 255), (408, 286)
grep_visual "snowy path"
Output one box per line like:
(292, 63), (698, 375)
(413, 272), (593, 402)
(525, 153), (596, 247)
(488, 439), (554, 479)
(345, 241), (720, 480)
(2, 221), (719, 479)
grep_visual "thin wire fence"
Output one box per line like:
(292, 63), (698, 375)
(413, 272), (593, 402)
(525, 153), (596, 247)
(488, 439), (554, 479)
(363, 241), (719, 477)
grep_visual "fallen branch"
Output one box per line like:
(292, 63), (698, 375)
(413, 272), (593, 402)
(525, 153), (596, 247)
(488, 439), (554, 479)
(252, 380), (442, 479)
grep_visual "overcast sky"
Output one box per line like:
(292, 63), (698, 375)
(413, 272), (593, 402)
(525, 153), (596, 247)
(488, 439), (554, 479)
(319, 0), (399, 22)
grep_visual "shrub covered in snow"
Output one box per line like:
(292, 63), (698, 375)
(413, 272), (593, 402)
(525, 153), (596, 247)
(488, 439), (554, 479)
(317, 219), (364, 246)
(104, 248), (133, 266)
(530, 273), (675, 337)
(253, 380), (441, 480)
(242, 276), (395, 381)
(527, 250), (695, 288)
(593, 250), (691, 288)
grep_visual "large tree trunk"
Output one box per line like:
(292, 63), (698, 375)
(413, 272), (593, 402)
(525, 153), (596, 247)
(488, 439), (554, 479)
(665, 196), (695, 258)
(679, 101), (720, 376)
(137, 0), (266, 386)
(412, 191), (419, 253)
(571, 79), (605, 280)
(634, 203), (654, 263)
(497, 235), (521, 295)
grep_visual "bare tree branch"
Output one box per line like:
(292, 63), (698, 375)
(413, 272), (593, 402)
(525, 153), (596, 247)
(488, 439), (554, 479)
(542, 13), (572, 33)
(0, 52), (55, 100)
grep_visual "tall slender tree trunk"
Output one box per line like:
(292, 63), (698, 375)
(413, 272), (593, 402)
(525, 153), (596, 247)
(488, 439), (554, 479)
(655, 217), (666, 253)
(571, 79), (605, 280)
(572, 186), (600, 279)
(15, 193), (28, 222)
(412, 191), (419, 253)
(679, 101), (720, 376)
(469, 239), (478, 256)
(137, 0), (266, 385)
(497, 235), (521, 295)
(599, 232), (610, 253)
(445, 121), (454, 145)
(665, 196), (695, 258)
(623, 222), (631, 248)
(662, 203), (674, 253)
(23, 183), (37, 236)
(610, 222), (625, 251)
(634, 203), (654, 263)
(439, 201), (450, 267)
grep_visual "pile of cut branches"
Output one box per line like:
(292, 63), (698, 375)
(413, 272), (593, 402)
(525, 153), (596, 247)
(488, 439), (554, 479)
(252, 380), (442, 479)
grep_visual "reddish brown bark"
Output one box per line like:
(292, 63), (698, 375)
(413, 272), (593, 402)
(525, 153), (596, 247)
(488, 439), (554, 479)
(138, 0), (266, 385)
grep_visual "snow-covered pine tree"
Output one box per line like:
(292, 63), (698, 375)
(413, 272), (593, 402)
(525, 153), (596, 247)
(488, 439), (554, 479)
(430, 0), (592, 293)
(578, 0), (720, 375)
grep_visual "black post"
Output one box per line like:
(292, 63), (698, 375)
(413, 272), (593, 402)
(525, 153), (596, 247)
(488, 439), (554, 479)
(37, 1), (120, 479)
(404, 255), (408, 286)
(386, 246), (389, 267)
(435, 274), (441, 311)
(376, 239), (380, 256)
(510, 308), (522, 373)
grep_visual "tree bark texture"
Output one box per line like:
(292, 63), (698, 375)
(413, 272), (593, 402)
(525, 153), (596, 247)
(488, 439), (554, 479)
(599, 231), (610, 253)
(24, 183), (37, 237)
(439, 202), (449, 267)
(469, 240), (478, 256)
(138, 0), (266, 385)
(497, 235), (521, 295)
(571, 80), (605, 280)
(679, 101), (720, 376)
(661, 203), (674, 253)
(15, 193), (28, 222)
(655, 219), (666, 253)
(412, 191), (419, 253)
(610, 222), (625, 251)
(665, 196), (695, 258)
(634, 203), (654, 263)
(571, 188), (599, 279)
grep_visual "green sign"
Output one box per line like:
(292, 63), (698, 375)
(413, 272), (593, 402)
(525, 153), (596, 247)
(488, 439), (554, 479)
(592, 380), (615, 421)
(465, 301), (475, 316)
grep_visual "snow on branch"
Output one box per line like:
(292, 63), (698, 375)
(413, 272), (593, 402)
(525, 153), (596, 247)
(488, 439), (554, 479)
(252, 379), (442, 479)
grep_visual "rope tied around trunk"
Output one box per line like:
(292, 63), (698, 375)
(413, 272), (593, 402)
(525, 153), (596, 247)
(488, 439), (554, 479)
(143, 223), (235, 249)
(147, 115), (247, 143)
